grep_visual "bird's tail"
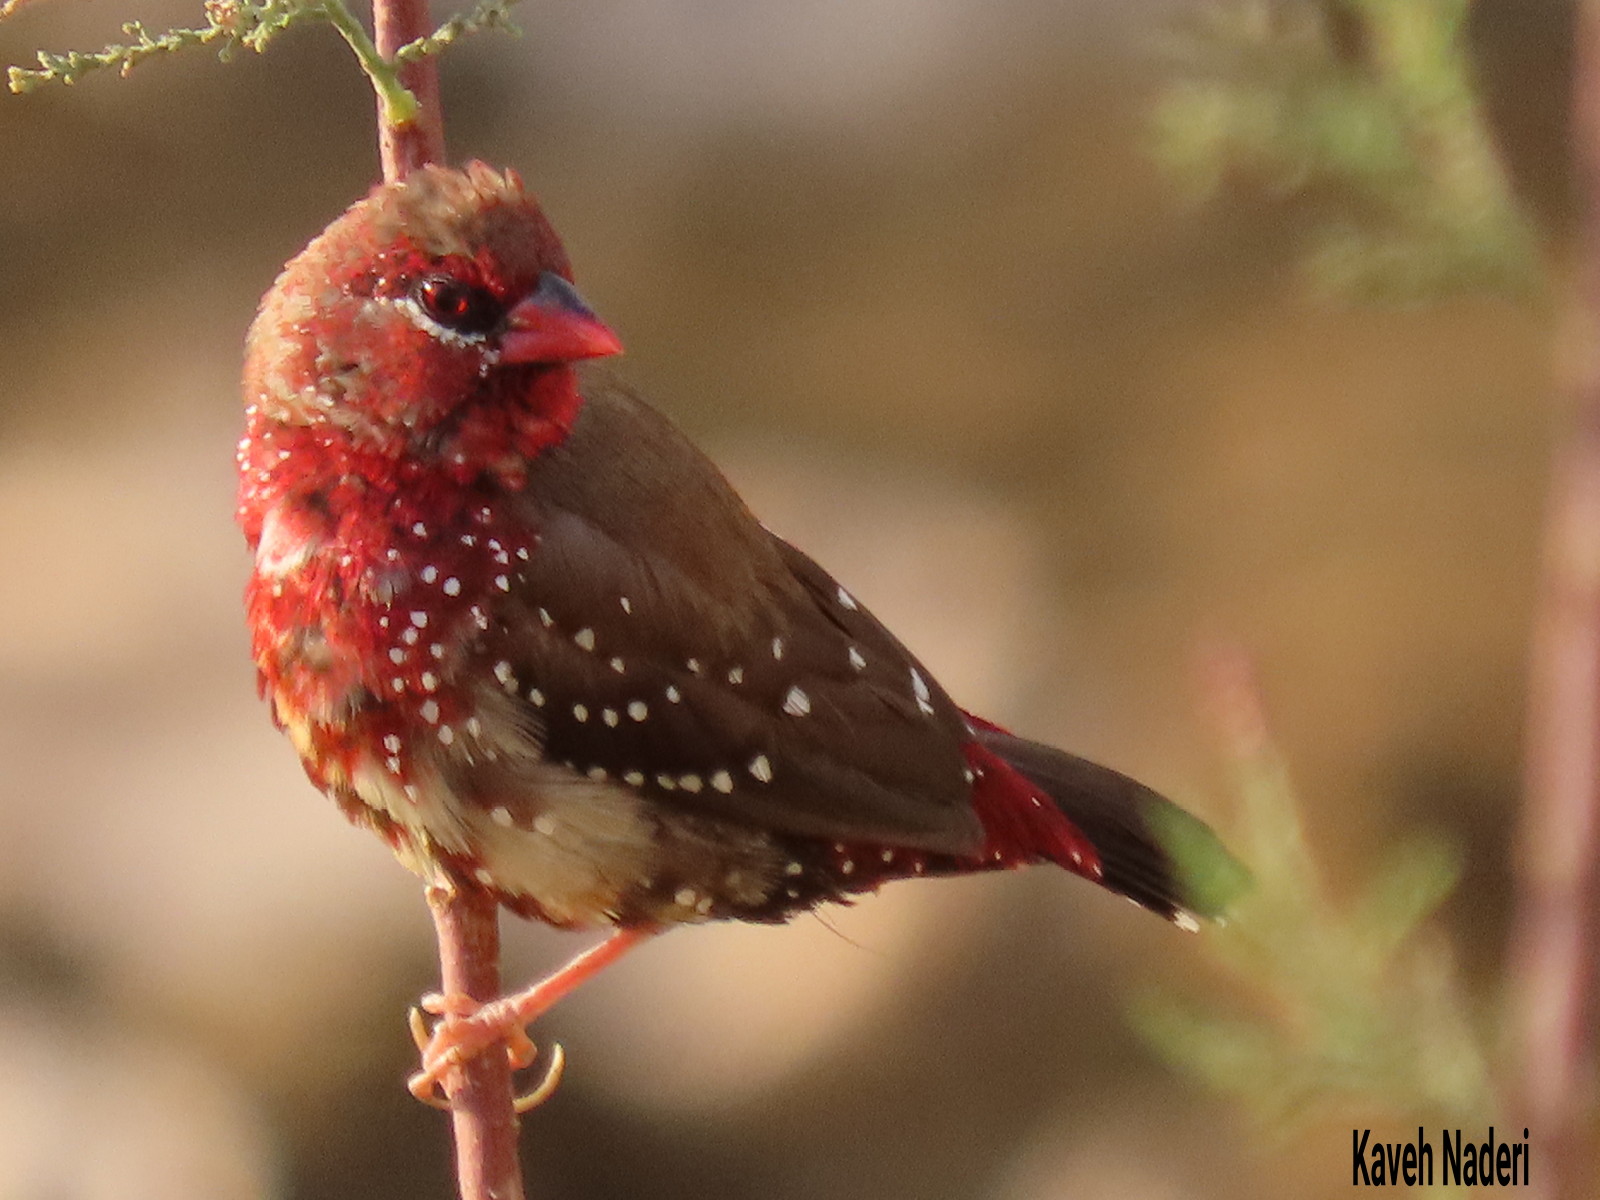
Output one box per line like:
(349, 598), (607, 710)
(970, 722), (1248, 926)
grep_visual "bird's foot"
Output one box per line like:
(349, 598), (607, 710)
(406, 926), (658, 1111)
(408, 995), (564, 1112)
(407, 992), (551, 1110)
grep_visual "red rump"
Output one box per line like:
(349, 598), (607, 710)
(963, 740), (1104, 883)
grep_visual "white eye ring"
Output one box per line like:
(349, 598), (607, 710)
(387, 294), (491, 350)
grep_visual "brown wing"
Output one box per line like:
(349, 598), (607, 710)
(459, 369), (983, 855)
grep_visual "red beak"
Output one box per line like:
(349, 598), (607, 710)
(500, 273), (623, 364)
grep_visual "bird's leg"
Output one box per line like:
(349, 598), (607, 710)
(408, 925), (658, 1106)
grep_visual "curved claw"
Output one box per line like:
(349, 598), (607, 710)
(420, 990), (479, 1017)
(408, 1006), (454, 1107)
(513, 1042), (566, 1113)
(407, 1044), (456, 1110)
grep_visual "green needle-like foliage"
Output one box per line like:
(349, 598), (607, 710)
(1135, 693), (1499, 1190)
(1152, 0), (1541, 300)
(392, 0), (518, 63)
(5, 0), (523, 123)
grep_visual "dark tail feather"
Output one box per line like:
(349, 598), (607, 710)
(975, 726), (1248, 925)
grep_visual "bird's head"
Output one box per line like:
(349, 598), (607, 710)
(242, 162), (620, 460)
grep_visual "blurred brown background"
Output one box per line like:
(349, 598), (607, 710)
(0, 0), (1573, 1196)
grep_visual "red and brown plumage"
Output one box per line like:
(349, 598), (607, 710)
(239, 162), (1242, 1083)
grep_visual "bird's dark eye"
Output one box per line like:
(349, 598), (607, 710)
(413, 275), (502, 337)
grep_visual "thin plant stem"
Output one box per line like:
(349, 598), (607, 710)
(364, 0), (521, 1191)
(1509, 3), (1600, 1196)
(373, 0), (444, 180)
(426, 884), (527, 1200)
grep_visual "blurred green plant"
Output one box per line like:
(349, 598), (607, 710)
(1152, 0), (1542, 300)
(1136, 659), (1500, 1193)
(4, 0), (520, 121)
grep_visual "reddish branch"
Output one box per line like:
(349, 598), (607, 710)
(373, 0), (445, 181)
(425, 885), (526, 1200)
(367, 0), (523, 1195)
(1509, 4), (1600, 1196)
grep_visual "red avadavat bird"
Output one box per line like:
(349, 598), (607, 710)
(238, 163), (1241, 1095)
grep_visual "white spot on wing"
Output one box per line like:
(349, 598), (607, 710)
(782, 685), (811, 717)
(749, 754), (773, 783)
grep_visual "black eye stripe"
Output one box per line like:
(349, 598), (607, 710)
(412, 275), (502, 337)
